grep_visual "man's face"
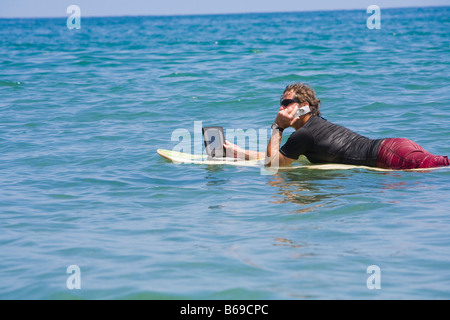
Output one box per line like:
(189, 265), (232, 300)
(280, 90), (307, 127)
(280, 91), (299, 111)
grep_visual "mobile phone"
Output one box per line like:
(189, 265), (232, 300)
(295, 106), (311, 118)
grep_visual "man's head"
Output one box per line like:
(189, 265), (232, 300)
(282, 82), (321, 116)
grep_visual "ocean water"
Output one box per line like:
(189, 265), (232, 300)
(1, 7), (449, 300)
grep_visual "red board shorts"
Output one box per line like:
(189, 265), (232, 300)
(377, 138), (449, 170)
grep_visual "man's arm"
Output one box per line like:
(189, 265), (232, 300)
(265, 129), (295, 167)
(223, 140), (265, 160)
(223, 134), (294, 166)
(264, 104), (299, 167)
(223, 105), (299, 165)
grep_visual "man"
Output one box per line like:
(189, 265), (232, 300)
(223, 82), (449, 170)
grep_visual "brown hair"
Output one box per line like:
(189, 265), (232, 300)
(284, 83), (322, 116)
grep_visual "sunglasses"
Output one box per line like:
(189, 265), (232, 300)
(280, 98), (302, 107)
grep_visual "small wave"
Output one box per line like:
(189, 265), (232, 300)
(0, 80), (22, 87)
(160, 72), (201, 78)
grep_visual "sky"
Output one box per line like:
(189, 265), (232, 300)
(0, 0), (449, 18)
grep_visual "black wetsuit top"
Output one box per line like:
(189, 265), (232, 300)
(280, 116), (384, 167)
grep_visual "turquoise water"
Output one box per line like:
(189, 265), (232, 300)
(1, 7), (449, 299)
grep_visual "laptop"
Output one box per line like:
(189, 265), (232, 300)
(202, 126), (226, 158)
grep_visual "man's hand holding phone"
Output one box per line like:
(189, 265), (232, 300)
(274, 105), (299, 130)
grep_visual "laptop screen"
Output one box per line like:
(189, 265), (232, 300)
(202, 127), (225, 158)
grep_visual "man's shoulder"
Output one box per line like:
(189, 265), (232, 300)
(308, 115), (328, 125)
(294, 115), (326, 133)
(289, 125), (314, 141)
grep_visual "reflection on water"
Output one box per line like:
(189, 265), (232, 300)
(267, 168), (355, 213)
(273, 238), (317, 259)
(267, 166), (446, 216)
(204, 165), (228, 186)
(273, 237), (307, 248)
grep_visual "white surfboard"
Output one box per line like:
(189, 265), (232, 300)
(157, 149), (265, 167)
(157, 149), (397, 171)
(157, 149), (447, 172)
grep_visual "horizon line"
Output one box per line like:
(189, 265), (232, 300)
(0, 4), (448, 20)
